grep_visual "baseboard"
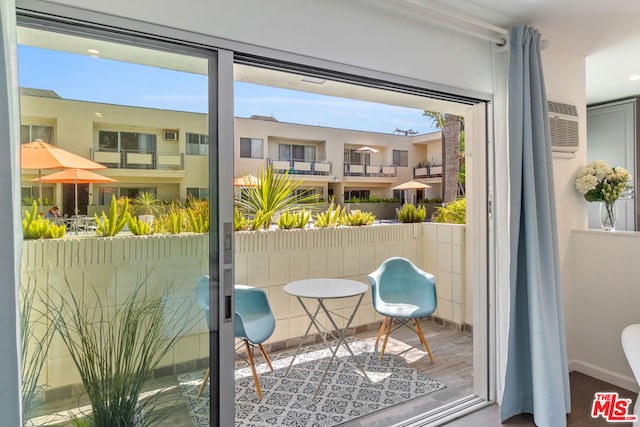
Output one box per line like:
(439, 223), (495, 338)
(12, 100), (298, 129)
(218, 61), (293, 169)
(569, 358), (639, 392)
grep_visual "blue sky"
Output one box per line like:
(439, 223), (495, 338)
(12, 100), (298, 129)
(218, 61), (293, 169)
(18, 45), (437, 135)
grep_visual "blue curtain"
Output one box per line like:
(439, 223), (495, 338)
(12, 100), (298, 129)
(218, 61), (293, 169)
(500, 25), (571, 426)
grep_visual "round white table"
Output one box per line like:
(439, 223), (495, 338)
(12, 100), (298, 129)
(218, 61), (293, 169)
(283, 278), (371, 401)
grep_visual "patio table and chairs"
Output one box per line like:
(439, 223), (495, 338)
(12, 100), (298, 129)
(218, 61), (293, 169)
(64, 215), (96, 235)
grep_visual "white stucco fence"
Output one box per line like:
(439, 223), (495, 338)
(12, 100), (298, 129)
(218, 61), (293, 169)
(21, 222), (468, 394)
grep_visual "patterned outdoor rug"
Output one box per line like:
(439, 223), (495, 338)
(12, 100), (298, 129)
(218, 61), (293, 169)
(178, 338), (445, 426)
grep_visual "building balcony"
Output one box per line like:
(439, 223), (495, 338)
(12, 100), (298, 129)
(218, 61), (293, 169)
(344, 163), (397, 177)
(413, 165), (443, 179)
(92, 148), (184, 171)
(267, 158), (332, 175)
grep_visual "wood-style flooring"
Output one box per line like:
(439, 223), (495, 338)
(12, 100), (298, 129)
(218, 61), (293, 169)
(442, 371), (637, 427)
(32, 318), (637, 426)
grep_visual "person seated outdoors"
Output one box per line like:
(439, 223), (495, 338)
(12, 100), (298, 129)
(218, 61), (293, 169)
(44, 206), (62, 223)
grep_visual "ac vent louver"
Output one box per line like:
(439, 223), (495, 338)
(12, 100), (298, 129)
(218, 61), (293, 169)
(548, 101), (579, 153)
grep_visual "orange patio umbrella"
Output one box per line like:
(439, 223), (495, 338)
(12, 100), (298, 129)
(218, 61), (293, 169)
(33, 168), (116, 216)
(21, 139), (107, 208)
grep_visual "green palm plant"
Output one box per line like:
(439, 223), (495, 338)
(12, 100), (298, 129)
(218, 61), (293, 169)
(132, 192), (160, 217)
(234, 165), (320, 230)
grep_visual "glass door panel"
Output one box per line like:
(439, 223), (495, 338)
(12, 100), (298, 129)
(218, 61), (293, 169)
(17, 26), (216, 426)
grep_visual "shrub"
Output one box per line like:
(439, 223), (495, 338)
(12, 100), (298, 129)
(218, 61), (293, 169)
(398, 203), (427, 223)
(127, 215), (154, 236)
(277, 210), (297, 229)
(94, 195), (129, 237)
(277, 209), (312, 229)
(346, 209), (376, 226)
(432, 198), (466, 224)
(314, 202), (346, 228)
(295, 209), (311, 229)
(22, 201), (66, 239)
(234, 207), (252, 231)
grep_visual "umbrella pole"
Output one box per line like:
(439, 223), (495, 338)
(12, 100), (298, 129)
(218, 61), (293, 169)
(38, 169), (43, 212)
(74, 181), (79, 216)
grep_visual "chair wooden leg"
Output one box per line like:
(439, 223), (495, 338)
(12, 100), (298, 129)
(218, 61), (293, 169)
(375, 317), (389, 347)
(197, 368), (210, 398)
(244, 339), (263, 398)
(379, 316), (393, 361)
(258, 343), (274, 371)
(413, 318), (434, 362)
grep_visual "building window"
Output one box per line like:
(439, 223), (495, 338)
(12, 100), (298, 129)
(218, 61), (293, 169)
(21, 124), (54, 144)
(392, 149), (408, 167)
(97, 187), (155, 205)
(98, 130), (157, 153)
(344, 149), (369, 165)
(278, 143), (314, 162)
(344, 190), (370, 200)
(240, 138), (263, 158)
(186, 187), (209, 200)
(186, 132), (209, 156)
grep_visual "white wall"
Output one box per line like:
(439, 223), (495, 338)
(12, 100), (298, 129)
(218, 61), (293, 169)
(22, 0), (494, 97)
(537, 36), (588, 368)
(570, 230), (640, 392)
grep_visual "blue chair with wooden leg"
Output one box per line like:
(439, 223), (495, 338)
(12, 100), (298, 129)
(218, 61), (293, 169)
(368, 257), (437, 362)
(234, 284), (276, 399)
(195, 279), (276, 398)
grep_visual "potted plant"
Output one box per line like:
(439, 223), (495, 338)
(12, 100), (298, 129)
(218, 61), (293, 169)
(132, 192), (160, 225)
(47, 274), (198, 427)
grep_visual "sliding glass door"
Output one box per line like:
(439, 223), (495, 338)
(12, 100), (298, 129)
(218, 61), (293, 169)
(16, 21), (235, 426)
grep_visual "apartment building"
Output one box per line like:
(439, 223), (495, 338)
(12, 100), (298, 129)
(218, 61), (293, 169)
(20, 89), (443, 216)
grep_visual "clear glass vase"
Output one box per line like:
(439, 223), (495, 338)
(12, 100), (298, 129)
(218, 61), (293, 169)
(599, 201), (618, 231)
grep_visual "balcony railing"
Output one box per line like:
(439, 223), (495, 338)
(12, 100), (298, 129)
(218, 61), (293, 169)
(267, 158), (332, 175)
(413, 165), (443, 179)
(344, 163), (397, 177)
(91, 149), (184, 170)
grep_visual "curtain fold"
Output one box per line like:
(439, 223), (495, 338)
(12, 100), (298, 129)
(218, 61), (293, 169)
(499, 25), (571, 426)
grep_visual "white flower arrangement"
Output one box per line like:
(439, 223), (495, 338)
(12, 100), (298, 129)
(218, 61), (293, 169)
(575, 160), (633, 204)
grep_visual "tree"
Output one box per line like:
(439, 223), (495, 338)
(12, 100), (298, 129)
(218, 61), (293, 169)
(423, 111), (464, 203)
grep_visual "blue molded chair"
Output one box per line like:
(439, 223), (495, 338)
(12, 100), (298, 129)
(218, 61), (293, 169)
(368, 257), (437, 361)
(195, 277), (276, 398)
(235, 285), (276, 398)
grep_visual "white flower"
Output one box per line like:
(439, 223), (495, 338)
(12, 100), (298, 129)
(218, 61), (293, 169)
(575, 174), (598, 194)
(574, 160), (633, 203)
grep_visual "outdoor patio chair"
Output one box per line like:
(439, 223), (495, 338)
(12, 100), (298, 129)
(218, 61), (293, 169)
(368, 257), (437, 362)
(234, 284), (275, 399)
(194, 278), (275, 399)
(621, 324), (640, 426)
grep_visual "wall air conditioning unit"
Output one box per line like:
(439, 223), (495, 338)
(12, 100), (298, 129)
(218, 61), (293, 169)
(548, 101), (579, 153)
(163, 129), (178, 141)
